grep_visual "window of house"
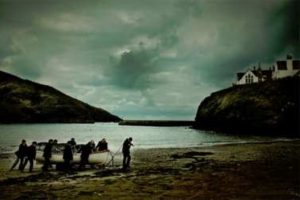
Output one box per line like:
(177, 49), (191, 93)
(293, 60), (300, 70)
(277, 61), (287, 70)
(245, 74), (253, 84)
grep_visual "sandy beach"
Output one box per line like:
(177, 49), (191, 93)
(0, 140), (299, 200)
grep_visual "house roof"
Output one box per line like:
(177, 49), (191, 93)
(236, 69), (272, 81)
(252, 69), (272, 79)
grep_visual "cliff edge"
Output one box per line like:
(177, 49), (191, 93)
(194, 77), (299, 136)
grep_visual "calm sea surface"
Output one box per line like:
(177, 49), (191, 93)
(0, 123), (291, 154)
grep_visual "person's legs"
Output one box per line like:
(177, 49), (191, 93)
(10, 157), (20, 170)
(122, 154), (127, 169)
(43, 157), (50, 171)
(20, 158), (28, 171)
(123, 153), (131, 170)
(64, 160), (71, 171)
(18, 157), (25, 170)
(49, 161), (53, 169)
(64, 160), (68, 171)
(126, 154), (131, 168)
(79, 158), (83, 169)
(42, 159), (46, 170)
(80, 156), (88, 169)
(29, 159), (34, 172)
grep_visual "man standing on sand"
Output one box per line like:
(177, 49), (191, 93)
(79, 141), (93, 169)
(10, 139), (27, 171)
(68, 138), (77, 153)
(21, 141), (37, 172)
(42, 139), (53, 171)
(122, 137), (133, 170)
(63, 141), (73, 171)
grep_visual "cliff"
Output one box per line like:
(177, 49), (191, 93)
(0, 71), (121, 123)
(194, 77), (300, 136)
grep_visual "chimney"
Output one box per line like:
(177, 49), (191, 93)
(258, 62), (261, 70)
(287, 54), (292, 60)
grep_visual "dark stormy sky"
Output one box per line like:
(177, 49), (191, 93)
(0, 0), (299, 120)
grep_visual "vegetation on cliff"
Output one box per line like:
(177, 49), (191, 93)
(195, 77), (299, 136)
(0, 71), (121, 123)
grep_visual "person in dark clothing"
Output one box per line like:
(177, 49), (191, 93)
(79, 142), (93, 169)
(90, 140), (96, 151)
(96, 138), (108, 151)
(52, 139), (59, 153)
(21, 141), (37, 172)
(63, 141), (73, 171)
(10, 139), (27, 171)
(122, 137), (133, 170)
(68, 138), (77, 153)
(42, 139), (53, 171)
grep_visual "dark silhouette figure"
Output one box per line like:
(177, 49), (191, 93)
(63, 142), (73, 171)
(68, 138), (77, 153)
(10, 139), (27, 171)
(42, 139), (53, 171)
(90, 140), (96, 151)
(122, 137), (133, 170)
(22, 141), (37, 172)
(96, 138), (108, 151)
(52, 139), (59, 153)
(79, 142), (93, 169)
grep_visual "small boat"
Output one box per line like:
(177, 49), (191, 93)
(36, 143), (111, 165)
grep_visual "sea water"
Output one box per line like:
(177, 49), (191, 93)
(0, 123), (290, 154)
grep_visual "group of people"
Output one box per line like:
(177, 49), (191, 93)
(10, 140), (37, 172)
(10, 137), (133, 172)
(42, 138), (109, 171)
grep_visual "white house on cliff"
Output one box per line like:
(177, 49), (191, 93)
(272, 55), (300, 79)
(235, 55), (300, 85)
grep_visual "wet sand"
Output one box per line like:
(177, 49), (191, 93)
(0, 141), (299, 200)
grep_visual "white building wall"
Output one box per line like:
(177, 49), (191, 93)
(273, 58), (299, 79)
(236, 71), (259, 85)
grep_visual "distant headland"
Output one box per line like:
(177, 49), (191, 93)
(0, 70), (121, 123)
(119, 120), (194, 127)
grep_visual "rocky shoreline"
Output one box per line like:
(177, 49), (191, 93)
(0, 141), (299, 199)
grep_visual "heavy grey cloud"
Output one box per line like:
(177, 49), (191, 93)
(107, 47), (159, 90)
(0, 0), (298, 119)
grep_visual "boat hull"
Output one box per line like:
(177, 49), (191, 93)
(36, 151), (111, 164)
